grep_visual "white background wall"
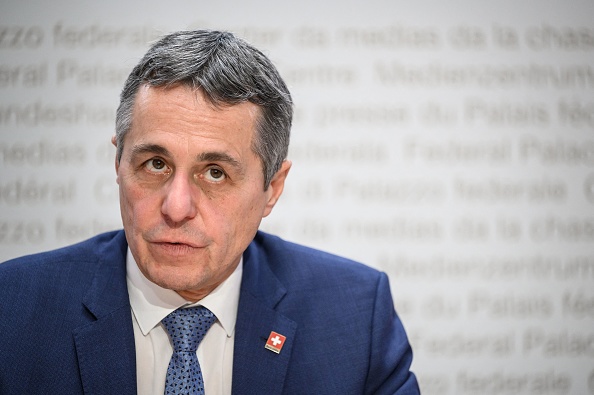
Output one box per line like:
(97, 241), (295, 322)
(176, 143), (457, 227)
(1, 1), (593, 394)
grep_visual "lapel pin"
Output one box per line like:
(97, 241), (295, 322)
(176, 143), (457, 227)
(265, 331), (286, 354)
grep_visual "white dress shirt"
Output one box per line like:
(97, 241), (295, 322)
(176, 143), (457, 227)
(126, 248), (242, 395)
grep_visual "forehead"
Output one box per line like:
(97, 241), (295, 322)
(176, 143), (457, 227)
(127, 84), (261, 157)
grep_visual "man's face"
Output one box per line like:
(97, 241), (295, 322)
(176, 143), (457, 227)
(115, 84), (290, 301)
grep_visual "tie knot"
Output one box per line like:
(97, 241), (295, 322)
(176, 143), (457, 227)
(162, 306), (216, 352)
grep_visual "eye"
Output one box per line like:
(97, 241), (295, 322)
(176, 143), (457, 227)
(144, 158), (170, 174)
(204, 167), (226, 182)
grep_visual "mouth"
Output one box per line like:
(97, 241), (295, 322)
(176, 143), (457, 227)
(152, 240), (202, 248)
(148, 239), (206, 256)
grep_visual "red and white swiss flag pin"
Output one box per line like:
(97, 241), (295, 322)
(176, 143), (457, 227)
(265, 331), (286, 354)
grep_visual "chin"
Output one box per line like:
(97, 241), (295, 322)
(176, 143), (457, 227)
(148, 263), (208, 292)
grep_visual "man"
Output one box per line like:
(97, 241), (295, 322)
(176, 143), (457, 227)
(0, 30), (419, 394)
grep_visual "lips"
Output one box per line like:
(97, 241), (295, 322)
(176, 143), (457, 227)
(147, 241), (203, 259)
(145, 236), (208, 258)
(151, 239), (204, 248)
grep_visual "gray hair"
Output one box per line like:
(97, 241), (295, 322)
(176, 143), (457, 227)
(115, 30), (293, 189)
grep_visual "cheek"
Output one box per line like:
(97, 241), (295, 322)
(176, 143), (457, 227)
(206, 193), (257, 232)
(227, 190), (268, 230)
(120, 179), (161, 227)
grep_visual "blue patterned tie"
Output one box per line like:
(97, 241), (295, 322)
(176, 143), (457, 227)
(162, 306), (216, 395)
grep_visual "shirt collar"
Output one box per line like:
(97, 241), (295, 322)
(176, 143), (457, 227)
(126, 248), (242, 338)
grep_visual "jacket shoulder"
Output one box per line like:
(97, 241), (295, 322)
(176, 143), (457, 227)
(0, 230), (126, 295)
(244, 232), (418, 394)
(1, 230), (125, 271)
(251, 230), (382, 283)
(0, 230), (133, 394)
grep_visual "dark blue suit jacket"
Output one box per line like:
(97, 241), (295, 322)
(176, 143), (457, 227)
(0, 230), (419, 394)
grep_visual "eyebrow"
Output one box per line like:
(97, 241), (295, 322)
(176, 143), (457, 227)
(198, 152), (244, 174)
(130, 143), (170, 159)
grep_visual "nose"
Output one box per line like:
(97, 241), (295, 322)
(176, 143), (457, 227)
(161, 173), (198, 225)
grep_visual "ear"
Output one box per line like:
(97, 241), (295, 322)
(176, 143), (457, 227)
(111, 135), (120, 184)
(263, 160), (291, 218)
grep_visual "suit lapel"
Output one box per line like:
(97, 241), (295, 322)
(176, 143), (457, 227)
(73, 231), (137, 395)
(232, 234), (297, 394)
